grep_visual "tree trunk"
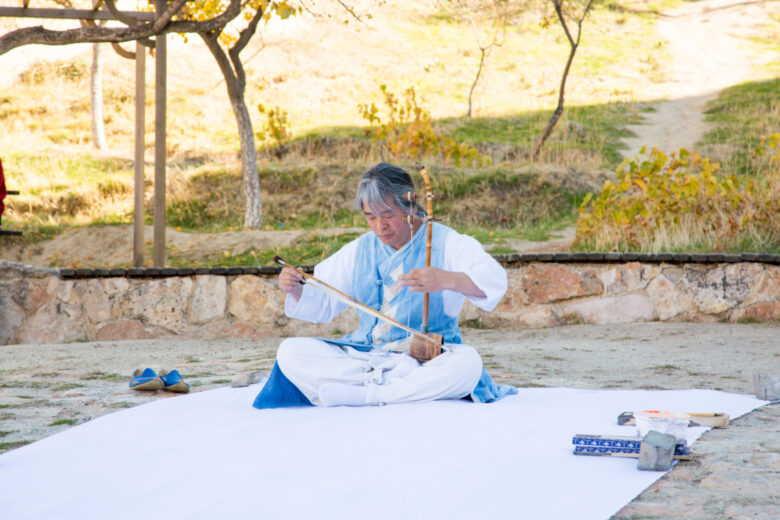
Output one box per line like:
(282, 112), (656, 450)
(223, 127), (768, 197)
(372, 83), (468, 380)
(530, 0), (593, 161)
(90, 42), (108, 150)
(530, 38), (576, 160)
(234, 97), (262, 229)
(467, 47), (488, 118)
(200, 32), (262, 229)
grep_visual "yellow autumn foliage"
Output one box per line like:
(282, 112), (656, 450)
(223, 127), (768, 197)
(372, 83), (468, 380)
(574, 135), (780, 252)
(358, 85), (490, 167)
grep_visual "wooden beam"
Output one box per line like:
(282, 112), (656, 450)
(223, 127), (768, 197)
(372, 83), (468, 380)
(0, 7), (153, 21)
(133, 40), (145, 268)
(152, 0), (166, 267)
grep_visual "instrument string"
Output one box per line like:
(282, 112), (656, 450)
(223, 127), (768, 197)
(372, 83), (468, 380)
(405, 192), (415, 340)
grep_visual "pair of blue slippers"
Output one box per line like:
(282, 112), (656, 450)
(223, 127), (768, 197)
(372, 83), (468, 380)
(130, 368), (190, 393)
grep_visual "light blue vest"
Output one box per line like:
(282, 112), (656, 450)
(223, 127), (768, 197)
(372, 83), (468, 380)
(342, 222), (461, 348)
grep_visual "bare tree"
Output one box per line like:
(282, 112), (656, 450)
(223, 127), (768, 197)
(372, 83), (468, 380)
(90, 41), (108, 150)
(530, 0), (593, 160)
(440, 0), (509, 118)
(464, 1), (506, 118)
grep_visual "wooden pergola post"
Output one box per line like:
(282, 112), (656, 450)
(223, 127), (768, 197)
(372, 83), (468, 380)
(133, 40), (145, 267)
(153, 0), (166, 267)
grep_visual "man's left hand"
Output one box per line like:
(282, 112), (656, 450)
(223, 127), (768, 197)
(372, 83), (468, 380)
(398, 267), (449, 293)
(398, 267), (487, 298)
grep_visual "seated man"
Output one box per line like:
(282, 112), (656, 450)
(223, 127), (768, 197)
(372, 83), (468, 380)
(253, 162), (515, 408)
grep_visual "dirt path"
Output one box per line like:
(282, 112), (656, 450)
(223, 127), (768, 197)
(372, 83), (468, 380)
(621, 0), (779, 159)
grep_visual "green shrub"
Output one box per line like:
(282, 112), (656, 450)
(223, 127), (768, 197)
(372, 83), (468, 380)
(574, 140), (780, 252)
(257, 103), (292, 151)
(358, 85), (489, 167)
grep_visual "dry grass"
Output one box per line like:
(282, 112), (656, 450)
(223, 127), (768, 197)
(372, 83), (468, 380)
(1, 0), (778, 257)
(0, 1), (668, 158)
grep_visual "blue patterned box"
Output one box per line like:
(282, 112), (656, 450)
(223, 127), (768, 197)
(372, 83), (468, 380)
(572, 434), (690, 456)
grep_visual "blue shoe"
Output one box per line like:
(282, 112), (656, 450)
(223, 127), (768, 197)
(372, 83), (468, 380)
(159, 369), (191, 393)
(130, 368), (164, 391)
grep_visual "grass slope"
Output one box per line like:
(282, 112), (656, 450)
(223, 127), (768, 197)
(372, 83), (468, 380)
(1, 0), (778, 262)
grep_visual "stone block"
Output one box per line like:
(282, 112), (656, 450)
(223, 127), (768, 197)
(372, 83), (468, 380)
(12, 278), (51, 313)
(18, 301), (91, 344)
(638, 430), (676, 471)
(519, 307), (559, 328)
(96, 320), (154, 341)
(560, 294), (654, 324)
(520, 264), (603, 304)
(102, 277), (130, 297)
(729, 301), (780, 323)
(194, 320), (266, 339)
(54, 279), (76, 304)
(114, 278), (193, 333)
(743, 265), (780, 305)
(0, 294), (23, 344)
(189, 275), (226, 324)
(228, 275), (285, 328)
(646, 274), (696, 320)
(601, 262), (660, 295)
(231, 370), (267, 388)
(75, 279), (111, 323)
(683, 264), (758, 315)
(459, 299), (480, 322)
(0, 261), (56, 279)
(754, 373), (780, 401)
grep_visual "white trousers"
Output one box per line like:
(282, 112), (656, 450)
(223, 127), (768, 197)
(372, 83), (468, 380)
(275, 338), (483, 406)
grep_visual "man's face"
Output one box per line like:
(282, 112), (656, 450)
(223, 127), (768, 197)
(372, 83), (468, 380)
(362, 201), (413, 250)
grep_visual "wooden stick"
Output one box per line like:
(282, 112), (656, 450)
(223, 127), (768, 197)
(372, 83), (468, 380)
(574, 451), (693, 461)
(274, 256), (441, 348)
(617, 411), (729, 428)
(415, 163), (434, 331)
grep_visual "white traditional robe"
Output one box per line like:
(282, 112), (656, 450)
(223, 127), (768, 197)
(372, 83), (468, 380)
(256, 224), (514, 407)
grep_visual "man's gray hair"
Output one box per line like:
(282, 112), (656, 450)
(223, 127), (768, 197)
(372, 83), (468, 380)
(354, 163), (425, 217)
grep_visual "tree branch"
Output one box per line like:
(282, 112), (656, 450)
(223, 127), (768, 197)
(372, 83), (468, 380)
(152, 0), (189, 33)
(232, 1), (265, 56)
(553, 0), (575, 47)
(227, 4), (265, 91)
(103, 0), (144, 25)
(0, 0), (241, 56)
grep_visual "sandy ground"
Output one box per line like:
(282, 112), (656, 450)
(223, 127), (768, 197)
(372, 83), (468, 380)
(1, 322), (779, 517)
(621, 0), (780, 158)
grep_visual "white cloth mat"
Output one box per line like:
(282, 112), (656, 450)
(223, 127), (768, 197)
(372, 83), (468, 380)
(0, 387), (766, 520)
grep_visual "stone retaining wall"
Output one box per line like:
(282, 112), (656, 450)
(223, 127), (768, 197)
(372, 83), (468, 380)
(1, 259), (779, 345)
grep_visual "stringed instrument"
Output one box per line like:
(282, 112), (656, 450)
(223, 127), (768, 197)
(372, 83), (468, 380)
(405, 163), (443, 361)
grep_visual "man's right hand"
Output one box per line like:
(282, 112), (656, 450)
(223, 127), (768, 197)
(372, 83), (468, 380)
(279, 266), (304, 301)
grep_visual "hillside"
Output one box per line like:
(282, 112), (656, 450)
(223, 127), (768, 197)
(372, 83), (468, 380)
(1, 0), (779, 266)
